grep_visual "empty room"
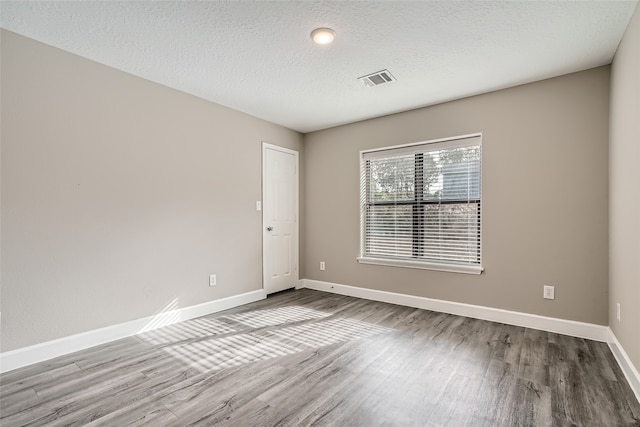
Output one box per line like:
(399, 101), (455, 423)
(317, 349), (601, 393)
(1, 1), (639, 426)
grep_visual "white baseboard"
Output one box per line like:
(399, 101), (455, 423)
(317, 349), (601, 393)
(0, 289), (266, 374)
(300, 279), (609, 342)
(607, 328), (640, 403)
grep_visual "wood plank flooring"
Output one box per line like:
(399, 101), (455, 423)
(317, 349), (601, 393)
(1, 289), (639, 426)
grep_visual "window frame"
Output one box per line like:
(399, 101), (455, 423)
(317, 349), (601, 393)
(357, 133), (483, 275)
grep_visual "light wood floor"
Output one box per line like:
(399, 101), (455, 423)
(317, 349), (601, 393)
(1, 289), (639, 426)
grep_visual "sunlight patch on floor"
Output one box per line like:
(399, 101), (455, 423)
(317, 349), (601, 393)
(161, 314), (393, 372)
(270, 317), (392, 348)
(221, 305), (331, 329)
(165, 332), (301, 372)
(139, 317), (237, 345)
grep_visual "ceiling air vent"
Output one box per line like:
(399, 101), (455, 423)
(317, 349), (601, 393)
(358, 69), (396, 87)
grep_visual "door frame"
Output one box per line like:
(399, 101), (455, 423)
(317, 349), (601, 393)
(262, 142), (299, 293)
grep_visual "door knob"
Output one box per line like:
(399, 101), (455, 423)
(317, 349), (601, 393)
(266, 226), (273, 231)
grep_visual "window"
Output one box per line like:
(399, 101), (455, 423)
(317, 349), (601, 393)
(358, 134), (482, 274)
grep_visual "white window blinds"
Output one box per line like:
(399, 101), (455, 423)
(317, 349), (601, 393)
(359, 135), (482, 274)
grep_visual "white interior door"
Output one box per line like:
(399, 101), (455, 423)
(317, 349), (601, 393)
(263, 143), (298, 295)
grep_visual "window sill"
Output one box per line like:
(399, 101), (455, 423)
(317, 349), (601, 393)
(357, 256), (483, 275)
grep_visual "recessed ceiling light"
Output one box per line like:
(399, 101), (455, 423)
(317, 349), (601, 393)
(311, 28), (335, 45)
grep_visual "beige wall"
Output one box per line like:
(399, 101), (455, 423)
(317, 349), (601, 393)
(305, 67), (610, 325)
(610, 5), (640, 370)
(0, 30), (304, 352)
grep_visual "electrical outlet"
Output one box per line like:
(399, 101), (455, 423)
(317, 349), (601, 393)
(209, 274), (217, 287)
(320, 261), (325, 271)
(617, 303), (621, 322)
(543, 285), (555, 300)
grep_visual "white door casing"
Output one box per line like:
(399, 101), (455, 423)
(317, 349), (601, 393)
(262, 143), (298, 295)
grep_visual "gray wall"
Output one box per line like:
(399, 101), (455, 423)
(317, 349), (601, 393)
(304, 66), (610, 325)
(0, 30), (304, 352)
(610, 4), (640, 370)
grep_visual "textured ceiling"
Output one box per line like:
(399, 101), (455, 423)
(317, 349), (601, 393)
(1, 1), (638, 133)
